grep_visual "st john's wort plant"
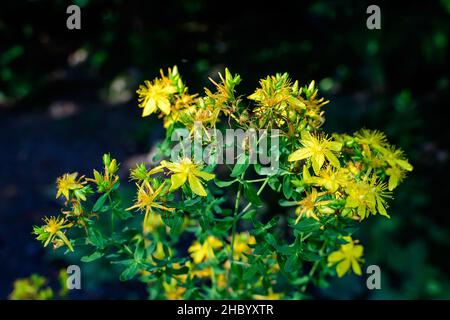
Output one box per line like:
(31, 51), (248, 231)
(32, 66), (413, 299)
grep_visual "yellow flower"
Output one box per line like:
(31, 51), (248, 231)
(301, 80), (329, 127)
(385, 166), (406, 191)
(288, 131), (342, 175)
(129, 163), (164, 183)
(355, 129), (388, 150)
(303, 165), (349, 193)
(229, 232), (256, 260)
(153, 241), (172, 260)
(248, 73), (305, 129)
(188, 236), (223, 263)
(205, 68), (240, 111)
(381, 146), (413, 172)
(143, 211), (165, 234)
(253, 288), (283, 300)
(33, 216), (74, 251)
(56, 173), (85, 201)
(161, 158), (215, 197)
(327, 236), (364, 277)
(127, 182), (174, 229)
(345, 176), (391, 219)
(163, 278), (186, 300)
(294, 188), (332, 223)
(163, 91), (198, 128)
(249, 73), (303, 109)
(178, 100), (221, 135)
(9, 274), (53, 300)
(136, 75), (177, 117)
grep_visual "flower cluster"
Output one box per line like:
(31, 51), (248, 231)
(29, 66), (412, 299)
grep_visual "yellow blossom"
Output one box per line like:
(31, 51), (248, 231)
(288, 131), (342, 175)
(143, 211), (165, 234)
(163, 278), (186, 300)
(385, 166), (406, 191)
(188, 236), (223, 263)
(355, 129), (388, 150)
(127, 182), (174, 229)
(294, 188), (331, 223)
(161, 158), (215, 197)
(229, 232), (256, 260)
(345, 176), (391, 219)
(136, 74), (177, 117)
(301, 80), (329, 127)
(327, 236), (364, 277)
(33, 216), (74, 251)
(303, 165), (349, 193)
(56, 173), (85, 201)
(381, 146), (413, 173)
(9, 274), (53, 300)
(163, 91), (198, 128)
(253, 288), (283, 300)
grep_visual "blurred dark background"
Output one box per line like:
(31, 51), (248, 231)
(0, 0), (449, 299)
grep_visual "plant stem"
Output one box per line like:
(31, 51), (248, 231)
(300, 241), (327, 293)
(246, 178), (268, 183)
(227, 176), (269, 294)
(238, 177), (269, 218)
(227, 180), (243, 291)
(107, 193), (114, 233)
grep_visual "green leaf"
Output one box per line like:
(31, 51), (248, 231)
(81, 251), (103, 262)
(120, 262), (139, 281)
(291, 218), (320, 233)
(279, 199), (297, 207)
(243, 183), (262, 207)
(282, 175), (294, 199)
(284, 255), (298, 273)
(214, 179), (237, 187)
(230, 155), (249, 177)
(87, 229), (106, 249)
(134, 242), (145, 261)
(161, 214), (184, 231)
(111, 182), (120, 191)
(302, 251), (321, 262)
(243, 265), (259, 281)
(291, 276), (309, 286)
(93, 193), (108, 212)
(264, 233), (278, 249)
(241, 209), (257, 220)
(268, 176), (281, 191)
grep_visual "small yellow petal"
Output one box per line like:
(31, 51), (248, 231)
(336, 259), (351, 277)
(288, 148), (312, 162)
(188, 175), (207, 197)
(170, 173), (187, 191)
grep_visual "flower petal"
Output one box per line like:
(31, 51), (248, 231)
(351, 259), (362, 275)
(327, 251), (344, 263)
(142, 98), (157, 117)
(170, 173), (187, 191)
(325, 151), (340, 168)
(194, 170), (215, 181)
(188, 174), (207, 197)
(288, 148), (312, 162)
(336, 259), (351, 277)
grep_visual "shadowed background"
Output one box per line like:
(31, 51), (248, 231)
(0, 0), (449, 299)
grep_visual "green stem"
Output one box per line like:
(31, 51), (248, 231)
(227, 176), (270, 294)
(238, 177), (269, 219)
(300, 241), (327, 293)
(107, 193), (114, 233)
(246, 178), (268, 183)
(228, 180), (243, 291)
